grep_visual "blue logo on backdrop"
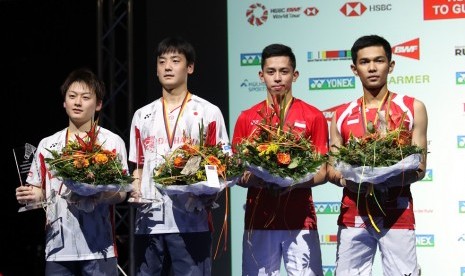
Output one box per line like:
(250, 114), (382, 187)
(423, 169), (433, 181)
(314, 202), (340, 214)
(240, 53), (261, 66)
(458, 135), (465, 148)
(416, 234), (435, 247)
(459, 201), (465, 213)
(322, 265), (336, 276)
(457, 72), (465, 85)
(309, 76), (355, 90)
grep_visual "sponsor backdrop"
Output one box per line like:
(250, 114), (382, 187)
(227, 1), (465, 275)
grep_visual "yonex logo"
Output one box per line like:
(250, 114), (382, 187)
(340, 2), (367, 16)
(392, 38), (420, 60)
(416, 234), (435, 247)
(246, 3), (268, 26)
(456, 72), (465, 85)
(309, 77), (355, 90)
(322, 265), (336, 276)
(423, 169), (433, 181)
(240, 53), (261, 66)
(458, 135), (465, 148)
(314, 202), (340, 214)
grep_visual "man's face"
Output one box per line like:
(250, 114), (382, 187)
(63, 81), (101, 125)
(259, 56), (298, 96)
(351, 45), (394, 90)
(156, 51), (194, 90)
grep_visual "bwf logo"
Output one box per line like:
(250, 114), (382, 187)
(392, 38), (420, 60)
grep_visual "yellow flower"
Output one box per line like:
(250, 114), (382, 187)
(73, 157), (90, 168)
(94, 153), (109, 164)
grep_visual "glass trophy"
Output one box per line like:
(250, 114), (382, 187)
(13, 143), (43, 212)
(127, 139), (163, 206)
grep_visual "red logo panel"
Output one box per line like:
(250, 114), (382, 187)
(424, 0), (465, 20)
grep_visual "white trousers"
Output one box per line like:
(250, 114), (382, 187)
(242, 229), (323, 276)
(335, 226), (419, 276)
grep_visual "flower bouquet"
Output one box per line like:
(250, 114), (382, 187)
(45, 121), (133, 196)
(329, 112), (426, 185)
(152, 121), (244, 196)
(234, 93), (327, 187)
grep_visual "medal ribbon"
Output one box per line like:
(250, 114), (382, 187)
(360, 91), (392, 135)
(162, 92), (191, 149)
(359, 91), (392, 233)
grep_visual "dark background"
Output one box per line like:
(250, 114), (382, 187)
(1, 0), (230, 275)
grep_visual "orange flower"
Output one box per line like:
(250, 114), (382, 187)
(276, 152), (291, 165)
(216, 164), (226, 177)
(73, 157), (90, 168)
(94, 153), (109, 164)
(206, 155), (222, 166)
(173, 156), (187, 168)
(101, 149), (117, 159)
(180, 144), (199, 155)
(257, 144), (269, 153)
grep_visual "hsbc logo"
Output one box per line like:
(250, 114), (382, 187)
(340, 2), (367, 16)
(392, 38), (420, 60)
(304, 7), (319, 16)
(340, 2), (391, 16)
